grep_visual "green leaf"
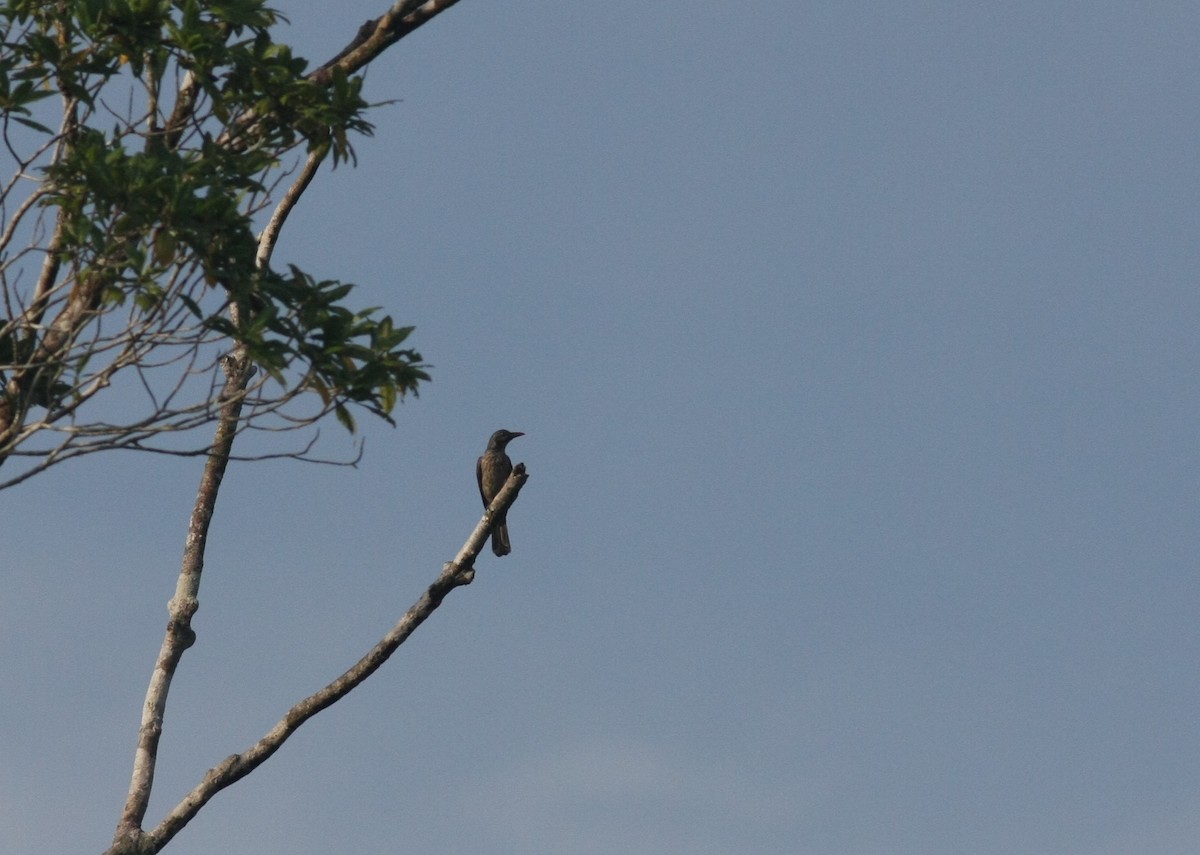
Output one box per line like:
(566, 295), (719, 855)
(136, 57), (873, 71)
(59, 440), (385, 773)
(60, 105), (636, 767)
(334, 403), (356, 433)
(11, 115), (54, 134)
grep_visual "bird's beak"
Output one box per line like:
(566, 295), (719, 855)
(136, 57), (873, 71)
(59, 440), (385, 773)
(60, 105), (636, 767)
(511, 432), (525, 438)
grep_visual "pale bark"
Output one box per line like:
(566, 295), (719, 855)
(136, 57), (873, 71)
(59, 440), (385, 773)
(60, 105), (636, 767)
(108, 462), (528, 855)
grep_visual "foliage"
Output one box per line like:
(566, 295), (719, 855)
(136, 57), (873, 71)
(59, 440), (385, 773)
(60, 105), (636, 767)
(0, 0), (429, 485)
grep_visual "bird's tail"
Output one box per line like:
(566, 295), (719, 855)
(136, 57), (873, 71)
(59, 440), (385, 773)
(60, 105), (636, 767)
(492, 522), (511, 557)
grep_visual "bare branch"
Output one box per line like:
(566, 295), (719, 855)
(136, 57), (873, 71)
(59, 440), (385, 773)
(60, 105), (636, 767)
(111, 353), (257, 851)
(313, 0), (465, 84)
(106, 462), (529, 855)
(257, 146), (328, 270)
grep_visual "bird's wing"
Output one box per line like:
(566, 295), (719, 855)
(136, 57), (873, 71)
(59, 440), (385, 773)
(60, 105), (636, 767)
(476, 455), (488, 507)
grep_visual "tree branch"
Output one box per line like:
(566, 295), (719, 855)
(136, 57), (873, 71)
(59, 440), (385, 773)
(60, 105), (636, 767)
(105, 462), (529, 855)
(312, 0), (465, 85)
(256, 145), (328, 270)
(111, 353), (257, 852)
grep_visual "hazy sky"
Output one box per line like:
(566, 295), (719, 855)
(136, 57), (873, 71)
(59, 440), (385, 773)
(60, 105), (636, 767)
(4, 2), (1199, 853)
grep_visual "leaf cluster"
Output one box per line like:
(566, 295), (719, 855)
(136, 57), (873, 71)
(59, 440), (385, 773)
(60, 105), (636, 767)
(0, 1), (428, 476)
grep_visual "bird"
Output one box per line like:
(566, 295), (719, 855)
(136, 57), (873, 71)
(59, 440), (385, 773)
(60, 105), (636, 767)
(476, 429), (524, 556)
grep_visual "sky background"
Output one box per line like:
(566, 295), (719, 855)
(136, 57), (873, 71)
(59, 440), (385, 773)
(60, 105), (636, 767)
(3, 2), (1200, 853)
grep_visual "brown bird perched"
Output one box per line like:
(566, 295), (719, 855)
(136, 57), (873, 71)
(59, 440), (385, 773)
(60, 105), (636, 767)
(477, 429), (524, 556)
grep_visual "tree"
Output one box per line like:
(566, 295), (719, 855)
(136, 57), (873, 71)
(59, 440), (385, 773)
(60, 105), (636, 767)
(0, 3), (528, 852)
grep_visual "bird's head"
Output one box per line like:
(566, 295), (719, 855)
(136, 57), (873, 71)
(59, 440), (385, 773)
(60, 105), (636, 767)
(488, 429), (524, 450)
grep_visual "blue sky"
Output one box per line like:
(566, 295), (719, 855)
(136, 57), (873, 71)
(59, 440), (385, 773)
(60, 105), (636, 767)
(3, 2), (1199, 853)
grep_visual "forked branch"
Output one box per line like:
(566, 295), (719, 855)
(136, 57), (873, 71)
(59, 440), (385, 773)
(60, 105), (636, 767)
(111, 353), (257, 851)
(107, 463), (529, 855)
